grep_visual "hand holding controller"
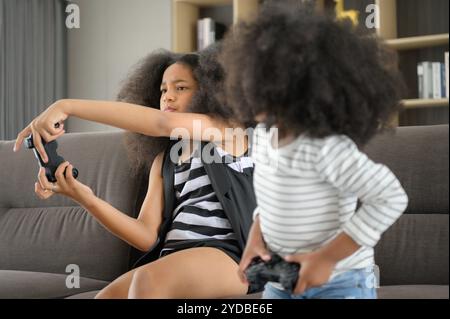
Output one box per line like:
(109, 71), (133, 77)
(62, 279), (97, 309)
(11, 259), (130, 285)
(245, 253), (300, 293)
(24, 135), (78, 183)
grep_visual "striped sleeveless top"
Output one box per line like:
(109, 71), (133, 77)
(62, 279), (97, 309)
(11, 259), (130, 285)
(160, 145), (254, 258)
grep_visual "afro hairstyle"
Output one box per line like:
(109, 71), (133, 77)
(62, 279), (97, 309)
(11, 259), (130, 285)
(118, 43), (233, 176)
(220, 0), (405, 146)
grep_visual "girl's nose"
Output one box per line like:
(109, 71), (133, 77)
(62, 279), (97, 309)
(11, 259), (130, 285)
(164, 90), (176, 102)
(163, 95), (174, 103)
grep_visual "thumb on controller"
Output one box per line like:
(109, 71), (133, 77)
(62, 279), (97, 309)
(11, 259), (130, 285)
(258, 248), (271, 262)
(284, 254), (305, 264)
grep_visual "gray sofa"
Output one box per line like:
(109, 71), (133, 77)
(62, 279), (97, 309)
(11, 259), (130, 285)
(0, 125), (448, 299)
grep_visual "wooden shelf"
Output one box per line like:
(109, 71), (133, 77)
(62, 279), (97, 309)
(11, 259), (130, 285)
(385, 33), (449, 51)
(172, 0), (449, 125)
(376, 0), (449, 125)
(402, 98), (449, 109)
(172, 0), (259, 53)
(233, 0), (259, 24)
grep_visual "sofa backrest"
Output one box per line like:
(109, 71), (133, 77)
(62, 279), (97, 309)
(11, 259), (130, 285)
(1, 126), (448, 286)
(365, 125), (449, 286)
(0, 131), (143, 281)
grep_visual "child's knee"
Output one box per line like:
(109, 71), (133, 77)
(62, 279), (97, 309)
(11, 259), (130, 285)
(94, 276), (131, 299)
(128, 267), (173, 298)
(94, 285), (118, 299)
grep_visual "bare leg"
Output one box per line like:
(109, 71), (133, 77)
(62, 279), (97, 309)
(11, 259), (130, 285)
(128, 247), (248, 298)
(94, 266), (140, 299)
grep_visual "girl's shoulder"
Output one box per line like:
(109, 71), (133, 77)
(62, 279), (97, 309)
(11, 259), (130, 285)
(287, 134), (358, 161)
(254, 129), (357, 157)
(314, 134), (358, 153)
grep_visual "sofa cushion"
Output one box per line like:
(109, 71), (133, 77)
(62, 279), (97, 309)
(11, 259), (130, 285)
(0, 132), (143, 281)
(364, 125), (449, 215)
(0, 206), (131, 282)
(66, 290), (101, 299)
(375, 214), (449, 286)
(365, 125), (449, 286)
(377, 285), (449, 299)
(0, 131), (140, 210)
(0, 270), (109, 299)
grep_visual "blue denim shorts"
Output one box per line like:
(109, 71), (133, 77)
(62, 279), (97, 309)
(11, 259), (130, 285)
(262, 268), (377, 299)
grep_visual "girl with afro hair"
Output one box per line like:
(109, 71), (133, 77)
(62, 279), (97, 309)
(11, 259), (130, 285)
(14, 44), (258, 298)
(220, 1), (408, 299)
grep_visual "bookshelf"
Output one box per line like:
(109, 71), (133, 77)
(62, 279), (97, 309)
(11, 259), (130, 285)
(172, 0), (260, 53)
(322, 0), (449, 125)
(171, 0), (449, 125)
(385, 34), (449, 51)
(375, 0), (449, 125)
(402, 98), (449, 109)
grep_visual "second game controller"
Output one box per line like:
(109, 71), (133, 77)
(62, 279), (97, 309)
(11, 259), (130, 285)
(24, 135), (79, 183)
(245, 253), (300, 293)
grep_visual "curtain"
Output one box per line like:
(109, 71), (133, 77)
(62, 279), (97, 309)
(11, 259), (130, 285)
(0, 0), (67, 140)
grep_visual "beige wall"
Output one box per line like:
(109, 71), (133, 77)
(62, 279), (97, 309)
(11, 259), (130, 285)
(66, 0), (171, 132)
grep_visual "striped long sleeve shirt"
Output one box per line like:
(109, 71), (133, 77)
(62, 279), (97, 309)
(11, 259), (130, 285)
(251, 124), (408, 276)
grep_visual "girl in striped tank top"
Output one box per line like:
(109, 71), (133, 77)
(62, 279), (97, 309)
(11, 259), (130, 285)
(159, 143), (254, 263)
(19, 44), (258, 298)
(220, 2), (408, 299)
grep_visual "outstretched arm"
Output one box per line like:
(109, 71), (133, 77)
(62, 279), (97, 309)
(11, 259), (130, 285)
(63, 99), (224, 139)
(14, 99), (231, 161)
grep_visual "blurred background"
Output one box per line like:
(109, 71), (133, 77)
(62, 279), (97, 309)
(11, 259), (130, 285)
(0, 0), (171, 138)
(1, 0), (448, 140)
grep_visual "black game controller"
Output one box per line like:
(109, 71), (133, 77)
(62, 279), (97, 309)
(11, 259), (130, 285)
(24, 135), (78, 183)
(245, 253), (300, 293)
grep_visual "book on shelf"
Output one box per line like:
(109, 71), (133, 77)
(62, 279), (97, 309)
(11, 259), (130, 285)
(417, 59), (448, 100)
(417, 62), (432, 99)
(197, 17), (226, 51)
(432, 62), (443, 99)
(446, 52), (449, 98)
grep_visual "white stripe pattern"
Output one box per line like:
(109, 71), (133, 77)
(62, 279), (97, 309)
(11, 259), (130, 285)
(173, 213), (233, 229)
(165, 229), (236, 241)
(163, 145), (254, 245)
(251, 124), (408, 276)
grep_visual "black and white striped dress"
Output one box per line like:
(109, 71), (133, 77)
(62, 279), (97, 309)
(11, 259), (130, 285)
(159, 145), (254, 262)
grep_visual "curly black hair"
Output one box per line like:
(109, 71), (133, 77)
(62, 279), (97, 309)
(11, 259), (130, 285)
(118, 44), (232, 176)
(220, 1), (405, 146)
